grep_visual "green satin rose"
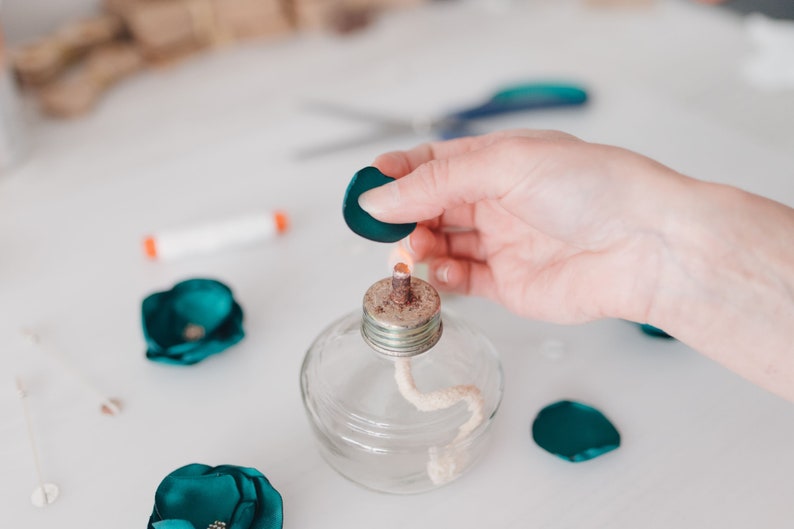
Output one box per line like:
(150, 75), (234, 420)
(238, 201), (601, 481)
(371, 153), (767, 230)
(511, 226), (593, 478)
(148, 464), (283, 529)
(142, 278), (245, 365)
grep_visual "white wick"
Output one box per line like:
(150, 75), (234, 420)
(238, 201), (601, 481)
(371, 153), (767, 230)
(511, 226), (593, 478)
(21, 328), (121, 416)
(394, 358), (485, 485)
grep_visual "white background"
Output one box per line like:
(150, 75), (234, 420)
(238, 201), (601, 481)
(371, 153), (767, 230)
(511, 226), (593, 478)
(1, 1), (793, 527)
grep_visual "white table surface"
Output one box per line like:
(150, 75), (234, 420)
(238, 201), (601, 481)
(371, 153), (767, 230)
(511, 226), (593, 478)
(2, 0), (794, 527)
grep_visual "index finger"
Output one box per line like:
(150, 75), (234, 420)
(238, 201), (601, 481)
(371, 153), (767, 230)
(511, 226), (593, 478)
(372, 129), (576, 178)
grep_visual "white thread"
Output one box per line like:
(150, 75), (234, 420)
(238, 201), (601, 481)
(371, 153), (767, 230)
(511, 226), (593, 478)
(394, 358), (485, 485)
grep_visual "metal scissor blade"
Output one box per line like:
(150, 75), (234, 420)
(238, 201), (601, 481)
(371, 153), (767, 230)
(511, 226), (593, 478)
(302, 100), (412, 129)
(294, 125), (411, 161)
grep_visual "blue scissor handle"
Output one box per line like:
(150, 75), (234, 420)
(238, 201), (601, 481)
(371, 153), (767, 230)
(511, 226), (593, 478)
(447, 82), (588, 122)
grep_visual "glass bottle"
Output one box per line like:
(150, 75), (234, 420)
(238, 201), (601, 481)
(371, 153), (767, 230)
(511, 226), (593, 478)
(300, 263), (504, 494)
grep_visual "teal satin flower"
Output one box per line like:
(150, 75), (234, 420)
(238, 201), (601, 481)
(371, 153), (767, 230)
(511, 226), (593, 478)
(149, 464), (283, 529)
(142, 279), (244, 365)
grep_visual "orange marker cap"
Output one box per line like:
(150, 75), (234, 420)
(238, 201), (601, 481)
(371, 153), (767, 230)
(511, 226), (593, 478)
(143, 236), (158, 259)
(274, 211), (289, 234)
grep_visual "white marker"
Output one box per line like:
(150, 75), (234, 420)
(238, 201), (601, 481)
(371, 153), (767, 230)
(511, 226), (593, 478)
(21, 328), (121, 416)
(143, 210), (289, 261)
(16, 377), (60, 507)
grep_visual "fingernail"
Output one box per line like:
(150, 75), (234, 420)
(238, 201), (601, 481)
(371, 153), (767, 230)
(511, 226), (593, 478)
(358, 182), (399, 217)
(436, 265), (450, 284)
(358, 189), (385, 216)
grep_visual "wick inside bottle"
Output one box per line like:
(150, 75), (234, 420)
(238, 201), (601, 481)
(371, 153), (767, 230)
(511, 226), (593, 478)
(372, 262), (487, 486)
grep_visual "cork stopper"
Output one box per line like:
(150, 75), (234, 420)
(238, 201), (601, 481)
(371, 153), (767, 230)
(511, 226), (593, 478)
(361, 263), (443, 357)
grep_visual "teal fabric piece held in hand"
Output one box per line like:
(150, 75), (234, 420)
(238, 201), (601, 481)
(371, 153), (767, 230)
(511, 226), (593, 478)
(638, 323), (674, 339)
(148, 463), (283, 529)
(532, 400), (620, 462)
(343, 166), (416, 243)
(142, 278), (244, 365)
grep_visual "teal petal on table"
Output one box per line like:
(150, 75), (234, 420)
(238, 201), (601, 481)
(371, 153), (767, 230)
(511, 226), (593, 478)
(343, 166), (417, 243)
(638, 323), (674, 339)
(142, 279), (245, 365)
(532, 400), (620, 462)
(148, 464), (283, 529)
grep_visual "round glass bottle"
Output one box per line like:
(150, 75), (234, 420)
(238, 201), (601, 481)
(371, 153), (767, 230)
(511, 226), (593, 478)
(300, 264), (504, 494)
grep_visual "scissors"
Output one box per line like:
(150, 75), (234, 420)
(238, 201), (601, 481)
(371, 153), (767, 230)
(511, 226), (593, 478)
(295, 82), (588, 159)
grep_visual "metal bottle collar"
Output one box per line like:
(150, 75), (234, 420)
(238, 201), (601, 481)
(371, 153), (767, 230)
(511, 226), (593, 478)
(361, 263), (443, 357)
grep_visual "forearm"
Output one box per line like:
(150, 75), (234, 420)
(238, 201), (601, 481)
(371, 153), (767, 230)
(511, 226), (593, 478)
(651, 180), (794, 401)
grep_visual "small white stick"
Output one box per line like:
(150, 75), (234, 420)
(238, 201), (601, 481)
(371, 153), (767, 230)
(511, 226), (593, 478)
(16, 377), (60, 507)
(21, 328), (121, 416)
(394, 358), (485, 485)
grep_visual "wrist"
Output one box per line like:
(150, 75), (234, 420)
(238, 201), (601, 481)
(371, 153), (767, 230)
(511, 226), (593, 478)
(650, 180), (794, 400)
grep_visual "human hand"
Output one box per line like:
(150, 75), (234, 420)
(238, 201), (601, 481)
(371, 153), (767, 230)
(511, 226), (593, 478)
(359, 130), (686, 325)
(359, 129), (794, 401)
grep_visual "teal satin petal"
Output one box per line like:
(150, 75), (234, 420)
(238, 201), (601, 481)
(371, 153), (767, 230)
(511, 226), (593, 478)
(532, 400), (620, 463)
(250, 475), (283, 529)
(142, 279), (245, 365)
(152, 520), (197, 529)
(145, 303), (245, 365)
(171, 280), (234, 334)
(343, 166), (417, 243)
(143, 279), (233, 348)
(224, 467), (257, 529)
(638, 323), (674, 339)
(153, 475), (239, 529)
(149, 464), (283, 529)
(214, 465), (283, 529)
(230, 502), (256, 529)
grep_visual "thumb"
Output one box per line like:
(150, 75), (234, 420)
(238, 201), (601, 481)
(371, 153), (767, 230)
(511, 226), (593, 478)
(358, 138), (531, 224)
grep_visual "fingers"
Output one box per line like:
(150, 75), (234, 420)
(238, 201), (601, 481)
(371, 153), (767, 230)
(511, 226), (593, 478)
(427, 257), (496, 298)
(372, 129), (576, 178)
(402, 225), (490, 300)
(416, 205), (477, 232)
(372, 131), (514, 177)
(407, 225), (487, 263)
(401, 225), (491, 297)
(361, 130), (581, 225)
(359, 138), (523, 224)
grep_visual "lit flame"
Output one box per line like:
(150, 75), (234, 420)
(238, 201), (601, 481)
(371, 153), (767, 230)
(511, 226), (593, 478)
(388, 240), (414, 274)
(387, 240), (431, 282)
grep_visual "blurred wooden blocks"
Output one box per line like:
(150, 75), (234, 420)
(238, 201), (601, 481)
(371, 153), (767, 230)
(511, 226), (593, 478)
(117, 0), (291, 59)
(292, 0), (423, 32)
(584, 0), (655, 7)
(12, 14), (124, 86)
(39, 43), (144, 117)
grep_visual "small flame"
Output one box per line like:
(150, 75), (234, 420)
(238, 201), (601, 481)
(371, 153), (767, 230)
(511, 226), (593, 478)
(387, 240), (430, 281)
(388, 240), (414, 274)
